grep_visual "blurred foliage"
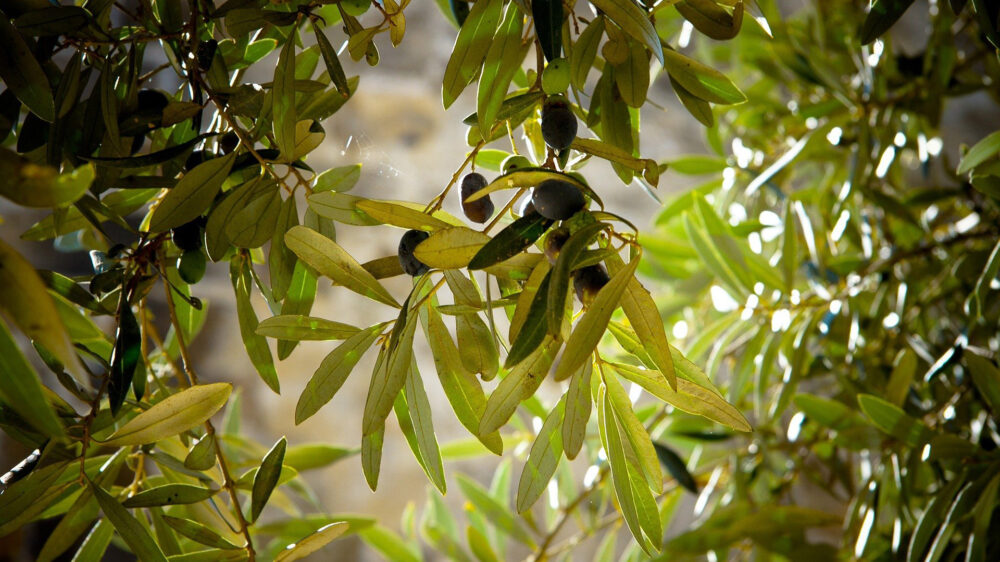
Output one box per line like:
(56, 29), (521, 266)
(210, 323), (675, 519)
(0, 0), (998, 560)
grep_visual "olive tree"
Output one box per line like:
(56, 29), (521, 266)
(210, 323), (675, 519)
(0, 0), (998, 560)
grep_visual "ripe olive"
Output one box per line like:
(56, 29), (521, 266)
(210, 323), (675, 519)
(460, 172), (495, 223)
(541, 97), (577, 150)
(172, 220), (203, 251)
(450, 0), (470, 26)
(531, 179), (585, 220)
(541, 58), (571, 95)
(219, 131), (239, 154)
(573, 265), (610, 307)
(502, 154), (533, 174)
(178, 248), (207, 284)
(544, 227), (569, 264)
(517, 196), (537, 217)
(398, 229), (430, 276)
(196, 39), (218, 71)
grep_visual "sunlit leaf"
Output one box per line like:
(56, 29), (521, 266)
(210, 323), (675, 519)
(102, 383), (232, 446)
(515, 398), (564, 513)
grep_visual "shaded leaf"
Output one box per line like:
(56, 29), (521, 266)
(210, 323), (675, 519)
(468, 213), (553, 270)
(90, 482), (168, 562)
(150, 153), (236, 232)
(251, 436), (287, 523)
(163, 516), (242, 550)
(122, 484), (217, 508)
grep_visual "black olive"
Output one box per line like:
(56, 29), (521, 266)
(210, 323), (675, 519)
(544, 227), (570, 264)
(531, 179), (585, 220)
(541, 97), (577, 150)
(171, 220), (203, 251)
(517, 196), (537, 217)
(460, 172), (495, 223)
(197, 39), (218, 71)
(573, 264), (610, 306)
(398, 229), (430, 276)
(219, 131), (239, 154)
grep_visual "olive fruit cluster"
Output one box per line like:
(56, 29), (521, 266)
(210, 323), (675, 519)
(398, 229), (430, 276)
(541, 96), (577, 150)
(543, 226), (610, 307)
(172, 218), (207, 284)
(460, 172), (495, 223)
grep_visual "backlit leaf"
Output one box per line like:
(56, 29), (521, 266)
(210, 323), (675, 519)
(562, 361), (592, 460)
(515, 398), (564, 513)
(589, 0), (663, 64)
(414, 226), (491, 270)
(285, 225), (400, 307)
(102, 383), (232, 446)
(858, 393), (933, 447)
(477, 2), (530, 136)
(257, 315), (360, 341)
(231, 257), (279, 393)
(552, 256), (638, 381)
(0, 317), (64, 438)
(295, 325), (382, 424)
(275, 522), (349, 561)
(442, 0), (504, 108)
(273, 28), (298, 160)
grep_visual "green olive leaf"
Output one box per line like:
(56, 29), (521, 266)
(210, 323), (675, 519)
(256, 315), (360, 341)
(295, 324), (382, 424)
(0, 12), (54, 121)
(562, 361), (592, 460)
(122, 484), (218, 508)
(90, 482), (168, 562)
(150, 153), (236, 232)
(589, 0), (663, 64)
(250, 436), (288, 523)
(285, 225), (400, 307)
(442, 0), (504, 108)
(553, 256), (638, 381)
(275, 522), (350, 561)
(515, 398), (564, 513)
(102, 383), (233, 446)
(468, 214), (553, 270)
(163, 516), (243, 550)
(477, 2), (530, 136)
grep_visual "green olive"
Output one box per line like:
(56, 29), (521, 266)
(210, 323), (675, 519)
(541, 58), (571, 95)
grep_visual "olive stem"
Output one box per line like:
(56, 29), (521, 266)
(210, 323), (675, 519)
(161, 261), (257, 561)
(425, 140), (487, 213)
(483, 187), (527, 234)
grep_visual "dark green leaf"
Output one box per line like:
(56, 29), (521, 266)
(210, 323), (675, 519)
(122, 484), (217, 508)
(468, 213), (553, 270)
(150, 153), (236, 232)
(860, 0), (917, 44)
(163, 516), (242, 550)
(250, 436), (287, 523)
(0, 11), (54, 121)
(109, 291), (141, 414)
(532, 0), (563, 62)
(90, 482), (168, 562)
(653, 441), (698, 493)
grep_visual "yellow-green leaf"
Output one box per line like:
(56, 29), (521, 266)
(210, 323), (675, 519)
(477, 2), (530, 135)
(256, 315), (360, 341)
(285, 225), (399, 307)
(102, 383), (232, 446)
(479, 339), (558, 435)
(516, 398), (564, 513)
(0, 151), (94, 207)
(589, 0), (663, 64)
(0, 237), (86, 379)
(295, 325), (382, 424)
(355, 199), (452, 231)
(605, 251), (677, 390)
(275, 522), (349, 561)
(662, 49), (746, 105)
(362, 299), (418, 436)
(611, 362), (751, 432)
(603, 369), (662, 492)
(562, 361), (592, 460)
(442, 0), (504, 108)
(552, 257), (639, 381)
(413, 226), (491, 269)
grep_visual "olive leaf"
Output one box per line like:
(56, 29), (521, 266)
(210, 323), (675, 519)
(251, 436), (287, 523)
(102, 383), (232, 446)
